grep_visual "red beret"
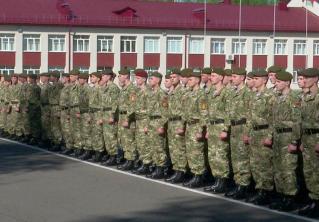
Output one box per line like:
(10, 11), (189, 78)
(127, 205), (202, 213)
(134, 69), (148, 78)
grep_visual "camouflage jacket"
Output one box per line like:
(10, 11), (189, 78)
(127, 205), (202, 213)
(39, 83), (50, 106)
(101, 82), (119, 119)
(147, 87), (168, 127)
(48, 82), (64, 106)
(134, 86), (151, 121)
(59, 84), (72, 108)
(300, 91), (319, 130)
(118, 82), (138, 123)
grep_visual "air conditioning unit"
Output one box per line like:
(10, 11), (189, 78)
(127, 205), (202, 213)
(227, 54), (234, 61)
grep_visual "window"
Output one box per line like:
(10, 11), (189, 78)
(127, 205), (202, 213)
(97, 36), (113, 52)
(274, 39), (287, 55)
(167, 37), (182, 53)
(97, 66), (113, 72)
(0, 34), (15, 51)
(74, 66), (89, 73)
(294, 40), (306, 55)
(314, 40), (319, 55)
(0, 66), (14, 74)
(73, 35), (89, 52)
(189, 37), (204, 54)
(23, 34), (40, 52)
(211, 38), (225, 54)
(253, 39), (267, 55)
(232, 39), (246, 54)
(120, 36), (136, 53)
(144, 67), (158, 74)
(23, 66), (40, 74)
(49, 35), (65, 52)
(144, 37), (160, 53)
(48, 66), (65, 73)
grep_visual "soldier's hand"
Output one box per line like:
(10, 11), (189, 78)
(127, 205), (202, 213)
(288, 144), (298, 153)
(97, 119), (103, 125)
(144, 127), (148, 134)
(176, 128), (184, 136)
(219, 131), (228, 141)
(122, 121), (129, 128)
(76, 113), (81, 119)
(15, 107), (20, 112)
(205, 132), (209, 139)
(262, 138), (272, 147)
(157, 127), (165, 135)
(196, 132), (203, 141)
(108, 118), (114, 124)
(242, 135), (251, 145)
(299, 143), (305, 152)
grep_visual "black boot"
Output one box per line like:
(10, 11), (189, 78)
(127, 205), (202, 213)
(121, 160), (134, 171)
(231, 185), (249, 200)
(246, 189), (272, 205)
(225, 184), (239, 198)
(298, 200), (319, 218)
(166, 171), (185, 184)
(116, 147), (125, 164)
(147, 166), (164, 179)
(93, 151), (104, 162)
(74, 149), (84, 158)
(101, 154), (109, 162)
(269, 195), (295, 211)
(102, 155), (117, 166)
(80, 150), (92, 160)
(204, 177), (229, 193)
(132, 164), (150, 175)
(61, 148), (74, 155)
(183, 175), (203, 188)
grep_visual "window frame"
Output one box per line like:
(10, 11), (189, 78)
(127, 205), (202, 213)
(120, 36), (137, 53)
(232, 38), (246, 55)
(144, 37), (160, 53)
(97, 36), (113, 53)
(73, 35), (90, 53)
(23, 34), (41, 52)
(48, 35), (65, 52)
(252, 39), (267, 55)
(211, 38), (225, 54)
(0, 34), (15, 51)
(167, 37), (183, 54)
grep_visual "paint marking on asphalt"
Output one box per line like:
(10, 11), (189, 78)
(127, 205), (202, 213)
(1, 137), (318, 222)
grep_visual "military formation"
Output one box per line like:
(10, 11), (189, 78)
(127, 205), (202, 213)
(0, 66), (318, 218)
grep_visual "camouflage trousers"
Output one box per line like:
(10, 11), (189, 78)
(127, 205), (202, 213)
(50, 105), (62, 145)
(135, 119), (151, 164)
(90, 111), (104, 152)
(118, 119), (136, 161)
(102, 112), (118, 155)
(207, 124), (230, 179)
(21, 109), (30, 136)
(273, 131), (298, 196)
(41, 105), (51, 141)
(249, 128), (274, 191)
(69, 108), (82, 149)
(185, 123), (205, 175)
(81, 112), (92, 150)
(29, 105), (41, 139)
(60, 109), (73, 149)
(167, 120), (187, 172)
(148, 119), (167, 167)
(301, 133), (319, 200)
(230, 124), (251, 186)
(6, 105), (21, 136)
(0, 105), (7, 130)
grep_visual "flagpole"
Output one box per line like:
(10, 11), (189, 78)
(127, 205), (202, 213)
(204, 0), (207, 57)
(238, 0), (242, 67)
(305, 2), (308, 68)
(273, 0), (276, 66)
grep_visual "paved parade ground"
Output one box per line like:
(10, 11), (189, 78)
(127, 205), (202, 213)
(0, 138), (317, 222)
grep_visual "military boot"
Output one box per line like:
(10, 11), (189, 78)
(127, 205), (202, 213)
(80, 150), (92, 160)
(168, 171), (185, 184)
(121, 160), (134, 171)
(93, 151), (104, 162)
(298, 200), (319, 218)
(246, 189), (272, 205)
(132, 163), (150, 175)
(147, 166), (164, 179)
(102, 155), (117, 166)
(269, 195), (295, 211)
(74, 149), (84, 158)
(183, 175), (203, 188)
(61, 148), (74, 155)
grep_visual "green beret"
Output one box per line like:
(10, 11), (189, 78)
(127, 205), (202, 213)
(118, 68), (130, 75)
(180, 68), (192, 77)
(27, 74), (37, 80)
(62, 73), (70, 77)
(190, 70), (201, 78)
(267, 65), (283, 73)
(202, 67), (212, 75)
(224, 69), (232, 76)
(165, 74), (171, 79)
(212, 67), (225, 76)
(40, 73), (50, 77)
(50, 72), (60, 78)
(247, 72), (255, 78)
(232, 67), (246, 76)
(149, 71), (163, 79)
(297, 68), (319, 77)
(4, 75), (11, 81)
(276, 71), (293, 81)
(101, 68), (114, 75)
(18, 74), (28, 78)
(254, 69), (268, 77)
(90, 72), (102, 78)
(170, 68), (181, 75)
(79, 73), (89, 79)
(70, 69), (80, 76)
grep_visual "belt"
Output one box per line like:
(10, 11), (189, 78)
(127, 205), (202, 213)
(231, 118), (247, 126)
(150, 115), (161, 120)
(188, 119), (200, 125)
(169, 116), (182, 121)
(119, 111), (127, 115)
(276, 128), (292, 134)
(102, 107), (112, 111)
(210, 119), (224, 125)
(303, 128), (319, 135)
(253, 124), (269, 131)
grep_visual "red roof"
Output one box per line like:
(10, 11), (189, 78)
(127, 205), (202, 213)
(0, 0), (318, 33)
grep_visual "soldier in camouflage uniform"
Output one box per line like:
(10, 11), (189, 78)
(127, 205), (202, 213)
(244, 70), (275, 205)
(6, 74), (20, 139)
(180, 69), (208, 188)
(100, 69), (120, 166)
(145, 71), (169, 179)
(59, 73), (73, 150)
(203, 67), (231, 193)
(267, 65), (282, 91)
(39, 73), (51, 147)
(117, 69), (138, 171)
(48, 72), (64, 150)
(269, 71), (301, 211)
(165, 69), (189, 183)
(131, 69), (150, 173)
(297, 68), (319, 218)
(224, 68), (252, 200)
(0, 75), (11, 137)
(0, 74), (5, 135)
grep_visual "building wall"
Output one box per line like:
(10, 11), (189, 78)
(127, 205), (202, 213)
(0, 25), (318, 88)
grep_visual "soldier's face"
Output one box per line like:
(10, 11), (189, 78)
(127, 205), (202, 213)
(187, 77), (200, 88)
(304, 76), (318, 88)
(164, 78), (172, 89)
(78, 78), (87, 85)
(297, 76), (305, 88)
(61, 76), (69, 84)
(118, 74), (128, 86)
(181, 77), (189, 85)
(11, 77), (18, 84)
(18, 77), (26, 84)
(148, 76), (161, 87)
(170, 74), (180, 86)
(69, 75), (78, 83)
(40, 76), (49, 83)
(268, 72), (276, 84)
(246, 77), (254, 89)
(201, 74), (210, 84)
(90, 75), (98, 84)
(101, 74), (112, 83)
(135, 76), (146, 86)
(275, 79), (289, 91)
(223, 75), (232, 85)
(211, 73), (222, 85)
(231, 74), (244, 86)
(4, 80), (11, 86)
(27, 78), (35, 84)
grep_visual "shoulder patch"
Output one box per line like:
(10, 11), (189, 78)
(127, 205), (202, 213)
(130, 93), (136, 102)
(161, 96), (168, 108)
(200, 99), (208, 110)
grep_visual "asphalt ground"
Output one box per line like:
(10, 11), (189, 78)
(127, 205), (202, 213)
(0, 138), (318, 222)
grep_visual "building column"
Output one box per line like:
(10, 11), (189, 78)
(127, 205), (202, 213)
(136, 34), (143, 68)
(65, 31), (72, 72)
(113, 34), (121, 74)
(182, 34), (187, 69)
(15, 31), (23, 73)
(40, 33), (48, 73)
(204, 35), (210, 67)
(224, 37), (232, 69)
(287, 38), (294, 73)
(246, 38), (253, 71)
(267, 38), (274, 68)
(159, 34), (167, 74)
(89, 33), (97, 73)
(307, 38), (313, 68)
